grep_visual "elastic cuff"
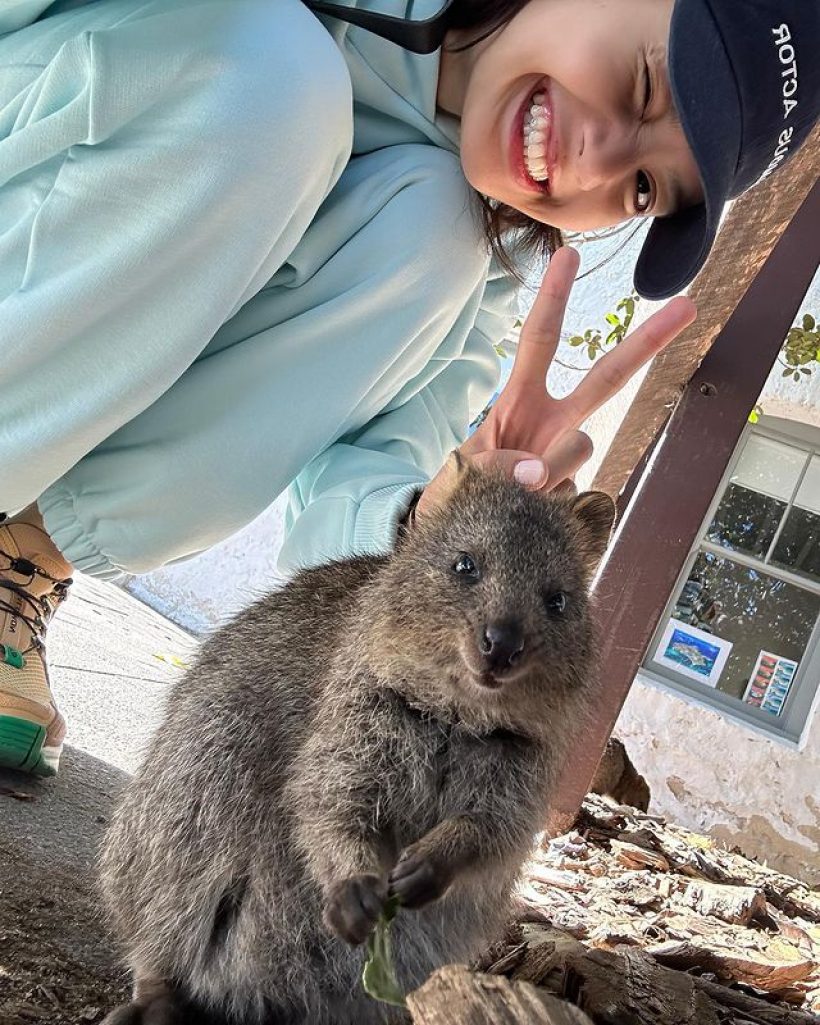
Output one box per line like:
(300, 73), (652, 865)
(353, 481), (426, 556)
(39, 481), (125, 582)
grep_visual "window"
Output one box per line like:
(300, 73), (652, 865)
(643, 419), (820, 742)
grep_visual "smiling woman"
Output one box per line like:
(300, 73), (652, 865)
(439, 0), (701, 232)
(433, 0), (817, 299)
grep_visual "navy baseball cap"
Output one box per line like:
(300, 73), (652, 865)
(635, 0), (820, 300)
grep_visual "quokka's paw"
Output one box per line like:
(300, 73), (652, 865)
(102, 992), (212, 1024)
(388, 846), (450, 909)
(324, 873), (388, 945)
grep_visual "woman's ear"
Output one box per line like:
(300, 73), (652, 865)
(571, 491), (616, 574)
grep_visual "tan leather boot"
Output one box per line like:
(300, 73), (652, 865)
(0, 519), (72, 777)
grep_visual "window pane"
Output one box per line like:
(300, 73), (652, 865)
(794, 454), (820, 515)
(770, 457), (820, 583)
(706, 483), (786, 557)
(656, 550), (820, 716)
(730, 435), (807, 501)
(705, 436), (809, 558)
(771, 507), (820, 582)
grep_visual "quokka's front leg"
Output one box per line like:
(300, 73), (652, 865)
(389, 742), (548, 910)
(388, 814), (493, 908)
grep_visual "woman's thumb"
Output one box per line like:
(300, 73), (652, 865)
(469, 450), (547, 488)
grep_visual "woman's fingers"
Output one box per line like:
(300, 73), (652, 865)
(468, 449), (547, 486)
(540, 431), (594, 490)
(509, 246), (581, 388)
(415, 448), (546, 521)
(563, 296), (697, 426)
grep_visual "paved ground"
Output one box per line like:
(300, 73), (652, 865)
(0, 576), (199, 1025)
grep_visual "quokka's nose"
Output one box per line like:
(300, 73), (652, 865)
(480, 621), (525, 672)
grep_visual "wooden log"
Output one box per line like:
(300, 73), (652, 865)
(610, 839), (670, 872)
(671, 879), (767, 926)
(406, 965), (594, 1025)
(489, 927), (820, 1025)
(647, 937), (816, 992)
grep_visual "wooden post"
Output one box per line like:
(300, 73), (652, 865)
(546, 180), (820, 836)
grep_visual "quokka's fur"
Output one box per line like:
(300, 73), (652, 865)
(100, 456), (615, 1025)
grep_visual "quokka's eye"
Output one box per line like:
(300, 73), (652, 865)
(545, 591), (567, 614)
(452, 553), (480, 580)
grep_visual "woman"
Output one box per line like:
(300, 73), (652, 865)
(0, 0), (817, 776)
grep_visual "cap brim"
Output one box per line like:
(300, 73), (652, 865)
(634, 0), (742, 300)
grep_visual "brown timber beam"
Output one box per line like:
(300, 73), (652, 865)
(547, 178), (820, 836)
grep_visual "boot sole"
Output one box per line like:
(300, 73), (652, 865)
(0, 715), (60, 777)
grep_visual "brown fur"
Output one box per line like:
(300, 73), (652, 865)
(100, 459), (615, 1024)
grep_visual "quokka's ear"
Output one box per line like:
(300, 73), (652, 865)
(433, 449), (470, 506)
(571, 491), (617, 573)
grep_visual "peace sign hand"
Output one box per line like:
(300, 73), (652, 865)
(416, 246), (697, 517)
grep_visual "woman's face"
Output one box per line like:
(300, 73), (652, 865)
(438, 0), (703, 231)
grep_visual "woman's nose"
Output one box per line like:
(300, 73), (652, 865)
(574, 118), (635, 191)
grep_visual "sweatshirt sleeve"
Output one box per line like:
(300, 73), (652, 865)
(0, 1), (58, 34)
(278, 265), (517, 574)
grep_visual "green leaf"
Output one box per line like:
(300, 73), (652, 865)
(605, 330), (620, 346)
(569, 335), (585, 347)
(803, 313), (816, 331)
(782, 367), (795, 377)
(748, 409), (759, 423)
(605, 313), (620, 327)
(493, 343), (508, 358)
(800, 367), (812, 376)
(586, 345), (598, 361)
(793, 371), (801, 382)
(362, 896), (406, 1009)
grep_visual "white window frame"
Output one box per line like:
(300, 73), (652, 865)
(640, 415), (820, 748)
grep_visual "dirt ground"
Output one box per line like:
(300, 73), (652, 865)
(0, 755), (129, 1025)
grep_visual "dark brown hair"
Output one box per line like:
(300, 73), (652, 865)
(444, 0), (564, 275)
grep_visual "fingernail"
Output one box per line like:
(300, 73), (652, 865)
(514, 459), (544, 486)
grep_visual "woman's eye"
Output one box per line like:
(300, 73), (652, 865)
(545, 591), (567, 615)
(642, 58), (652, 115)
(635, 170), (654, 214)
(452, 553), (480, 579)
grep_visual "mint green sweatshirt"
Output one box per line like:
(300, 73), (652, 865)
(0, 0), (517, 578)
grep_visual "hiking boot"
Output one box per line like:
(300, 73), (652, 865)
(0, 519), (73, 777)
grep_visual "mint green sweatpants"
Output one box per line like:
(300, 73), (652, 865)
(0, 0), (511, 579)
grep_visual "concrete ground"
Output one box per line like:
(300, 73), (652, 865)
(0, 575), (199, 1025)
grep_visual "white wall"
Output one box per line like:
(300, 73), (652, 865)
(618, 672), (820, 884)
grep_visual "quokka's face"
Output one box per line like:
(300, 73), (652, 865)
(391, 467), (615, 706)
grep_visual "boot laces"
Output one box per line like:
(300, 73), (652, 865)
(0, 547), (72, 657)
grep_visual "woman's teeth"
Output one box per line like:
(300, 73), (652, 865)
(524, 91), (550, 183)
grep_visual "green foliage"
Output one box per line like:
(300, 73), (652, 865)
(569, 295), (819, 388)
(567, 292), (639, 361)
(780, 312), (819, 381)
(362, 896), (406, 1008)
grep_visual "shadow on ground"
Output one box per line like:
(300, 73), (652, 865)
(0, 746), (130, 1024)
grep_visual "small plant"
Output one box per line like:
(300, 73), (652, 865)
(780, 313), (819, 381)
(567, 293), (639, 361)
